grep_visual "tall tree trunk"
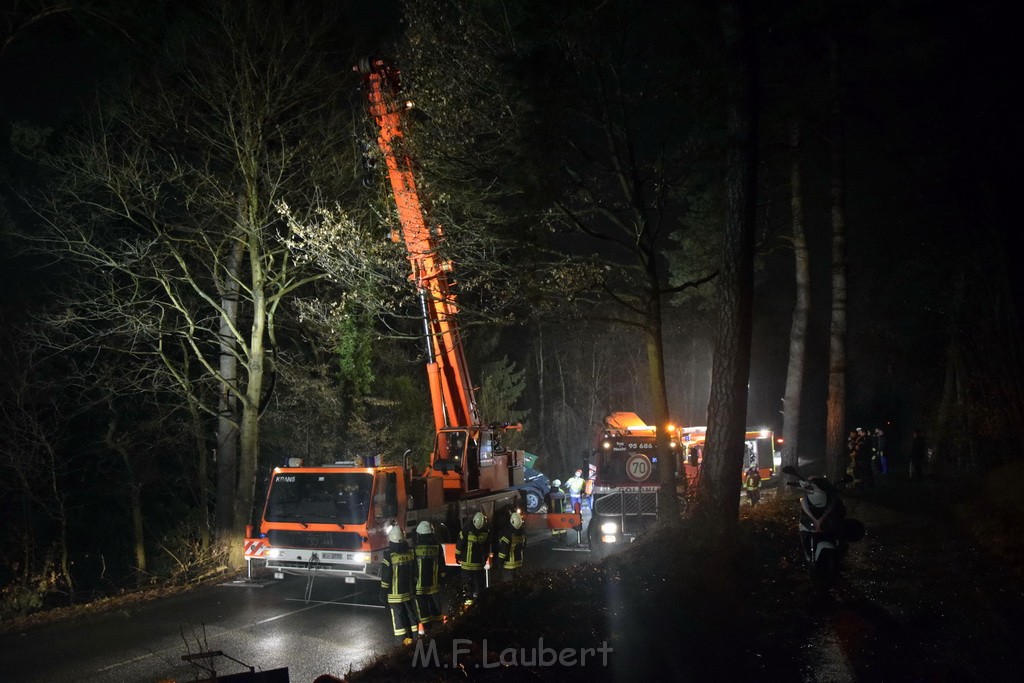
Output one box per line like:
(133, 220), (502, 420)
(781, 119), (810, 488)
(105, 412), (147, 579)
(647, 293), (681, 522)
(129, 484), (146, 576)
(935, 271), (972, 472)
(187, 395), (211, 551)
(697, 0), (758, 527)
(824, 39), (849, 482)
(231, 235), (267, 569)
(214, 235), (244, 546)
(535, 326), (547, 454)
(43, 437), (73, 601)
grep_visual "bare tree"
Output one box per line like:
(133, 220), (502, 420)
(0, 366), (75, 602)
(19, 1), (355, 567)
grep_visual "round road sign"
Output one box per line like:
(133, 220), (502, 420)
(626, 453), (652, 482)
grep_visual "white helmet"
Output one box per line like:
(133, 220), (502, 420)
(388, 526), (405, 543)
(552, 479), (561, 487)
(510, 512), (523, 529)
(472, 512), (486, 529)
(416, 520), (433, 535)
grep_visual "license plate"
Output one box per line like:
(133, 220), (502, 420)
(322, 552), (347, 560)
(344, 576), (356, 584)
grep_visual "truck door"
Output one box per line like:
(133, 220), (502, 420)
(371, 470), (400, 536)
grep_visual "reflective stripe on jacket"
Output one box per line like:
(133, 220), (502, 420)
(497, 527), (526, 569)
(456, 528), (489, 570)
(414, 538), (444, 595)
(380, 543), (415, 603)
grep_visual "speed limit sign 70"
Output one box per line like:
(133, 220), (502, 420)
(626, 454), (652, 482)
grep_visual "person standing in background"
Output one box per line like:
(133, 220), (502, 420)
(873, 427), (888, 475)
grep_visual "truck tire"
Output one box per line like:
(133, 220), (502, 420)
(587, 519), (611, 559)
(522, 488), (544, 513)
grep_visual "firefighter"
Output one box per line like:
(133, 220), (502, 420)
(547, 480), (568, 546)
(412, 520), (445, 633)
(565, 469), (586, 512)
(853, 427), (874, 488)
(496, 511), (526, 581)
(743, 464), (762, 506)
(380, 526), (417, 645)
(584, 474), (595, 511)
(456, 511), (490, 607)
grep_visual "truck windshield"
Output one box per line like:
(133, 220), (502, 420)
(265, 472), (373, 525)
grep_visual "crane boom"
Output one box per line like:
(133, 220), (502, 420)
(356, 57), (478, 434)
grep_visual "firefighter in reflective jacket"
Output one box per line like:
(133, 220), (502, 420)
(547, 480), (568, 546)
(413, 520), (445, 633)
(380, 526), (417, 645)
(496, 512), (526, 581)
(744, 465), (762, 506)
(456, 512), (490, 606)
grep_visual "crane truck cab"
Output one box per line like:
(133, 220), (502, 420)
(247, 452), (527, 583)
(586, 413), (780, 555)
(251, 462), (402, 581)
(588, 414), (685, 554)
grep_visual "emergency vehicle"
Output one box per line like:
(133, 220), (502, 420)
(588, 412), (779, 551)
(243, 58), (578, 581)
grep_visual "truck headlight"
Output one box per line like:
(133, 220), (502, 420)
(355, 552), (370, 563)
(268, 548), (282, 558)
(600, 521), (618, 534)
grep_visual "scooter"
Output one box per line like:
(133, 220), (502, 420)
(781, 465), (864, 587)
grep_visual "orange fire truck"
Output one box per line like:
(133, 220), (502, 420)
(588, 412), (778, 551)
(243, 57), (578, 581)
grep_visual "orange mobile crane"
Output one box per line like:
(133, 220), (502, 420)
(242, 57), (578, 582)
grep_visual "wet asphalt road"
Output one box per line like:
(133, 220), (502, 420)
(0, 525), (594, 683)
